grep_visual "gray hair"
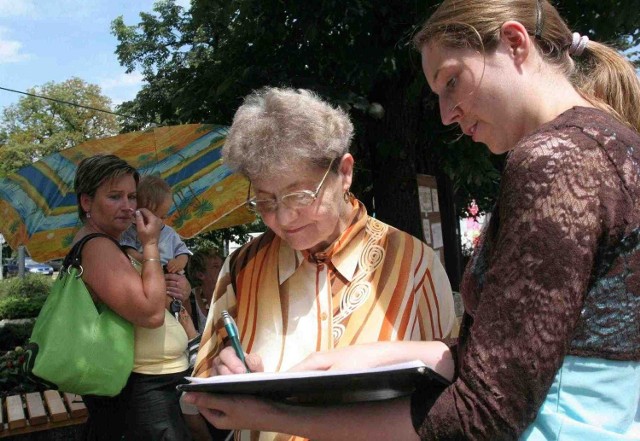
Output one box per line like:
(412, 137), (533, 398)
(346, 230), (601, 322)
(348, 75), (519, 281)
(74, 154), (139, 222)
(222, 87), (354, 178)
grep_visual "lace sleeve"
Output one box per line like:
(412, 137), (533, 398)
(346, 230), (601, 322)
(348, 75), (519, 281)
(416, 127), (617, 440)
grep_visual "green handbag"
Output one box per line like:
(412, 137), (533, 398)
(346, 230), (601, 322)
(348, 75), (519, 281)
(24, 233), (134, 397)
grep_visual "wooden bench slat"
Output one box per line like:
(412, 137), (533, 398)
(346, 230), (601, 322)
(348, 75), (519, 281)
(43, 390), (69, 422)
(25, 393), (48, 426)
(63, 393), (87, 418)
(6, 395), (26, 430)
(0, 391), (87, 438)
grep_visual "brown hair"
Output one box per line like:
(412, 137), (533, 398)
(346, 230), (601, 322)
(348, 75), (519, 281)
(74, 154), (139, 222)
(413, 0), (640, 132)
(136, 175), (172, 213)
(186, 246), (224, 287)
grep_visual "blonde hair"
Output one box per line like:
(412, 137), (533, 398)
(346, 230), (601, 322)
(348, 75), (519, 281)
(222, 87), (354, 179)
(413, 0), (640, 132)
(136, 175), (171, 212)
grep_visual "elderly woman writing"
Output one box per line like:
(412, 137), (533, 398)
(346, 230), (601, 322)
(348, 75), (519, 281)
(190, 87), (455, 441)
(74, 154), (193, 441)
(186, 1), (640, 440)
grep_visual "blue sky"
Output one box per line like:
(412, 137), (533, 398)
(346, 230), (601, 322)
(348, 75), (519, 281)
(0, 0), (189, 112)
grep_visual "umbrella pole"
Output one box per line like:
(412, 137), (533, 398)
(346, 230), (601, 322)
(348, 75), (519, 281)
(18, 245), (26, 278)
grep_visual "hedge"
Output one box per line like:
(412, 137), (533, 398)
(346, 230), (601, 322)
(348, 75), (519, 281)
(0, 274), (52, 300)
(0, 295), (47, 320)
(0, 274), (51, 320)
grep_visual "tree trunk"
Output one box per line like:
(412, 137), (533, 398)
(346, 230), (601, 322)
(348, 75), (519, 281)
(362, 78), (464, 290)
(364, 79), (423, 240)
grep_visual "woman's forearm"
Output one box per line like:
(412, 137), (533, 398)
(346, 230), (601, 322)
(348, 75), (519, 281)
(192, 393), (420, 441)
(272, 397), (420, 441)
(291, 340), (455, 382)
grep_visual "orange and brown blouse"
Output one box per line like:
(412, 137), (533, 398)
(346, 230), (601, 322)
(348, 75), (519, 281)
(194, 200), (455, 441)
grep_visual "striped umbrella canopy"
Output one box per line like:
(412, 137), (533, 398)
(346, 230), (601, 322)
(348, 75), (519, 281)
(0, 124), (254, 262)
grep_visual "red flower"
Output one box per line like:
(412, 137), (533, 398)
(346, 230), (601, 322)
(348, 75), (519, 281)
(468, 199), (479, 217)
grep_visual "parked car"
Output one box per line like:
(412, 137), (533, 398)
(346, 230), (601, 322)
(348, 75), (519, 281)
(2, 259), (11, 278)
(3, 258), (54, 277)
(45, 258), (64, 272)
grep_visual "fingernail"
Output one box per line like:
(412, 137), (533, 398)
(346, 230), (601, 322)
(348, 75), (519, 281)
(135, 210), (141, 216)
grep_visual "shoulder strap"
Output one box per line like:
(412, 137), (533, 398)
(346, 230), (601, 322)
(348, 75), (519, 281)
(63, 233), (126, 270)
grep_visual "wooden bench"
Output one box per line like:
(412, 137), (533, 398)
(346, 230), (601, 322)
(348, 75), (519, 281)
(0, 391), (87, 438)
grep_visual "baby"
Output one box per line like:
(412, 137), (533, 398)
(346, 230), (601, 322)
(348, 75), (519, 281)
(121, 175), (191, 274)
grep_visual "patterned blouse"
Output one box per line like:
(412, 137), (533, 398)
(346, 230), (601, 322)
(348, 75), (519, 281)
(412, 107), (640, 440)
(194, 199), (455, 441)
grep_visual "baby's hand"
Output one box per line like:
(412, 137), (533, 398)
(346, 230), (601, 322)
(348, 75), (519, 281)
(165, 258), (181, 274)
(179, 308), (198, 339)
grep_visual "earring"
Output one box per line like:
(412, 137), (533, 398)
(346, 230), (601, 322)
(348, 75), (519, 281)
(343, 190), (353, 202)
(86, 211), (91, 219)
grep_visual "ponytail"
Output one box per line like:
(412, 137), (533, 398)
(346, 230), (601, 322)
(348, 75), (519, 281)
(414, 0), (640, 134)
(574, 41), (640, 133)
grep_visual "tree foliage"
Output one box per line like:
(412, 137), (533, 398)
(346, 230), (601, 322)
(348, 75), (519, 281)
(111, 0), (640, 223)
(185, 218), (265, 256)
(110, 0), (640, 288)
(0, 78), (119, 177)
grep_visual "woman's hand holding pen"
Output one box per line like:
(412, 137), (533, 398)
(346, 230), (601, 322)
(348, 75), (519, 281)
(211, 346), (264, 375)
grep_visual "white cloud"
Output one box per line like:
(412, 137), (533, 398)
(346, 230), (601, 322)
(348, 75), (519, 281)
(0, 29), (30, 63)
(100, 72), (144, 90)
(99, 72), (145, 106)
(0, 0), (35, 17)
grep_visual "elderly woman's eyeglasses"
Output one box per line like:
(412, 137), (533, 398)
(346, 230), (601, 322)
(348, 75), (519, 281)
(247, 158), (336, 214)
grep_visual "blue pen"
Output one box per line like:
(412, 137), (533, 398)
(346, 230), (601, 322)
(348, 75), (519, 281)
(221, 310), (250, 373)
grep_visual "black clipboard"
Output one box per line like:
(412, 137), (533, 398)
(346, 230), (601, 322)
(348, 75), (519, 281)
(177, 361), (450, 405)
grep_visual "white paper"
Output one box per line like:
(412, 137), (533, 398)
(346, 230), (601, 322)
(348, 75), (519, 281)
(418, 187), (432, 213)
(431, 189), (439, 212)
(431, 222), (443, 249)
(422, 219), (431, 244)
(185, 360), (429, 385)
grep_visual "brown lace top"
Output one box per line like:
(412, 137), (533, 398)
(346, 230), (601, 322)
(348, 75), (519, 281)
(411, 107), (640, 440)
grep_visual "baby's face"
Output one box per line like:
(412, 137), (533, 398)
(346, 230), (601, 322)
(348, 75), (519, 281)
(154, 196), (173, 222)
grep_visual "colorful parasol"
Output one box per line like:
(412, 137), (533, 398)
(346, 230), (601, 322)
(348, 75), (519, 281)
(0, 124), (254, 261)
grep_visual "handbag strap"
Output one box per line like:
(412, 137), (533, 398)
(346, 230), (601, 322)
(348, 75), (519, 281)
(63, 233), (127, 272)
